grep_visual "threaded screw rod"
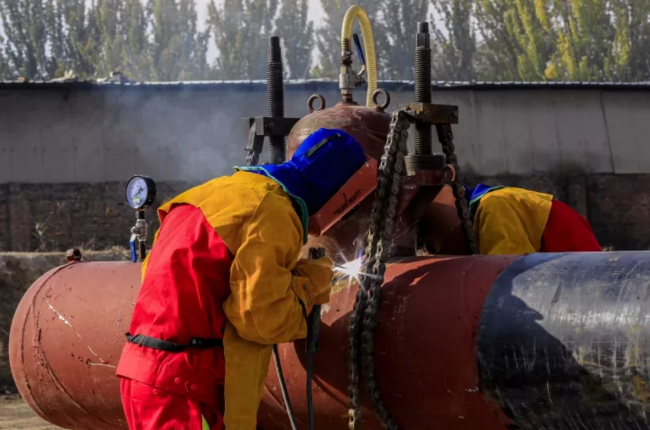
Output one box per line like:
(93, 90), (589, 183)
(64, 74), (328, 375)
(268, 36), (286, 163)
(414, 22), (432, 155)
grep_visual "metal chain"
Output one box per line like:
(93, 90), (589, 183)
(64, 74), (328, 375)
(348, 110), (410, 430)
(436, 123), (478, 255)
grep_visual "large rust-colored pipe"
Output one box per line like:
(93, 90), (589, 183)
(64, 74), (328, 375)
(11, 253), (650, 430)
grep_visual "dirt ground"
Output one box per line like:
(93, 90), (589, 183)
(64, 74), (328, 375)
(0, 397), (62, 429)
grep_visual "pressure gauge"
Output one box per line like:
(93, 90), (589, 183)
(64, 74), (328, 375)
(125, 175), (156, 210)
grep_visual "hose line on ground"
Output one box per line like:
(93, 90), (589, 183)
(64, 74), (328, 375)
(341, 5), (377, 107)
(273, 344), (299, 430)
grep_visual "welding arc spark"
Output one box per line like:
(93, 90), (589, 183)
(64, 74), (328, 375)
(333, 258), (382, 283)
(334, 258), (364, 281)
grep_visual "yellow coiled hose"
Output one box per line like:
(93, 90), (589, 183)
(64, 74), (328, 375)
(340, 5), (378, 107)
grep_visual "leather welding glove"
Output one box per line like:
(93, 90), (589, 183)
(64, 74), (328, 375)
(290, 256), (334, 313)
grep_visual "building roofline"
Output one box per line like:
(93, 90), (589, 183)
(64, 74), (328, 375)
(2, 79), (650, 91)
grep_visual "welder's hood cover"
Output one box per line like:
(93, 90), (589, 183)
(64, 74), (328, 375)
(236, 128), (366, 216)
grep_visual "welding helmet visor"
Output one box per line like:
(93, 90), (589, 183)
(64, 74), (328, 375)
(237, 128), (377, 238)
(297, 129), (378, 236)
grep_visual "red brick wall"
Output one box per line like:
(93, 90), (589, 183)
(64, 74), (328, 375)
(0, 175), (646, 252)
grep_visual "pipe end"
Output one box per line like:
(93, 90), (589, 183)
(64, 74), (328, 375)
(418, 22), (430, 34)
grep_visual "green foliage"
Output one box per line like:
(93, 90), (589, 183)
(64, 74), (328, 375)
(547, 0), (650, 81)
(0, 0), (53, 78)
(472, 0), (650, 81)
(0, 0), (650, 82)
(550, 0), (613, 80)
(0, 38), (12, 79)
(148, 0), (209, 81)
(122, 0), (152, 80)
(431, 0), (476, 80)
(275, 0), (314, 79)
(474, 0), (555, 80)
(376, 0), (429, 80)
(94, 0), (125, 76)
(208, 0), (247, 79)
(208, 0), (277, 79)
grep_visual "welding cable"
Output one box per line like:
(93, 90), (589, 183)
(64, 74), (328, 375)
(272, 344), (299, 430)
(306, 353), (315, 430)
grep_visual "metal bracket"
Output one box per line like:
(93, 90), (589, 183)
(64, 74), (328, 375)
(401, 104), (459, 176)
(244, 117), (301, 138)
(405, 102), (459, 124)
(243, 117), (301, 162)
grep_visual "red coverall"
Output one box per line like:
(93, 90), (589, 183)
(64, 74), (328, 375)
(117, 127), (363, 430)
(116, 170), (334, 430)
(118, 204), (229, 430)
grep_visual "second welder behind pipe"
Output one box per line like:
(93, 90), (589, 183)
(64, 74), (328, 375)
(414, 22), (432, 155)
(268, 36), (286, 164)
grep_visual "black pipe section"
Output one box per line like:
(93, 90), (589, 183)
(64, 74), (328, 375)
(267, 36), (286, 163)
(414, 22), (432, 155)
(478, 252), (650, 429)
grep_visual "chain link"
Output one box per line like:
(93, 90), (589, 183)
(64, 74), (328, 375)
(436, 123), (478, 254)
(347, 109), (476, 430)
(348, 110), (410, 430)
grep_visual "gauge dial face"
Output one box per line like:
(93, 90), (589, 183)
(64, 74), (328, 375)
(126, 176), (155, 209)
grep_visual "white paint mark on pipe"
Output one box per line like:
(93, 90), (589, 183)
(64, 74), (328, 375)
(47, 301), (106, 363)
(48, 302), (74, 329)
(87, 362), (117, 369)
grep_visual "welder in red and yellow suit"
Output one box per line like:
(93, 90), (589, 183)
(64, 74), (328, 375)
(422, 183), (602, 255)
(115, 128), (369, 430)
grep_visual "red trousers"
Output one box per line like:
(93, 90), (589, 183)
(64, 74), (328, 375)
(121, 378), (222, 430)
(540, 199), (602, 252)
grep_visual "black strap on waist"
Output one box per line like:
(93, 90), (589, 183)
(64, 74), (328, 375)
(125, 333), (223, 352)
